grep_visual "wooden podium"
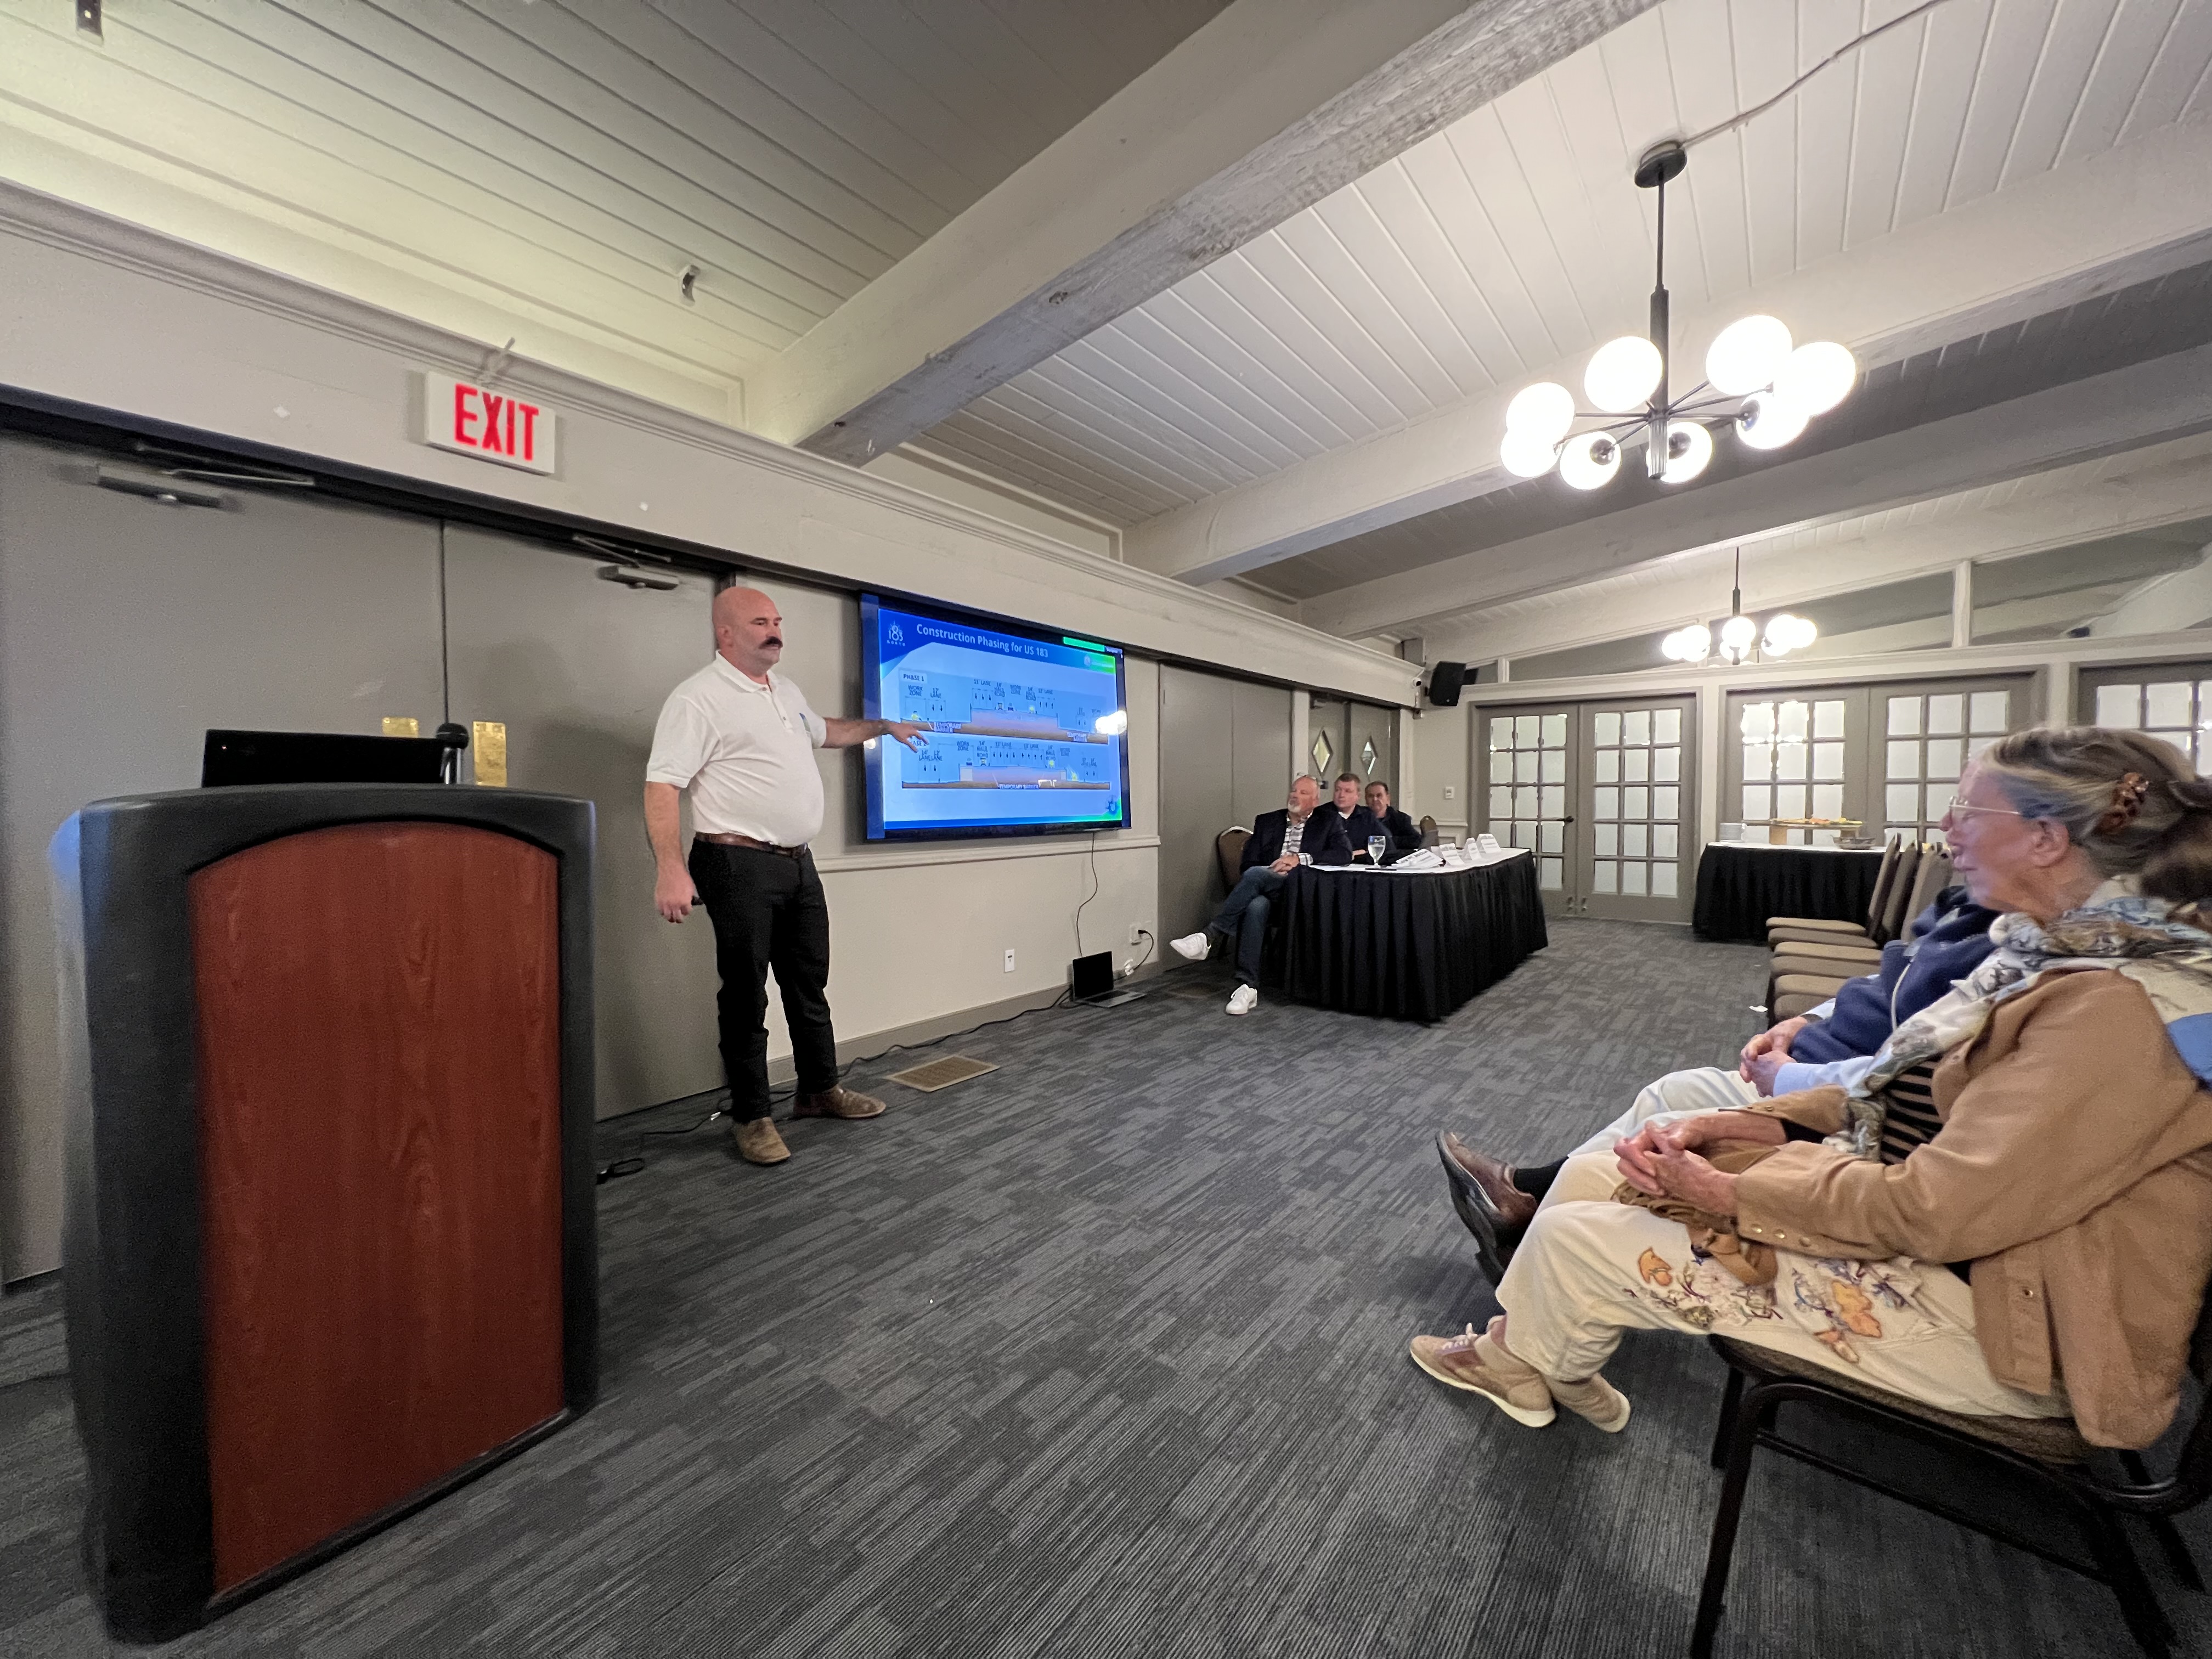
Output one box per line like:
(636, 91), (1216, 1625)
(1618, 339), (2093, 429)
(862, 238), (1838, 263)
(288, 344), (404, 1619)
(50, 785), (598, 1641)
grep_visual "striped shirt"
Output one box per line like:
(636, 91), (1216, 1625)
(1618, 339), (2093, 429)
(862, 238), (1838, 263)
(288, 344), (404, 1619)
(1281, 815), (1308, 860)
(1875, 1061), (1944, 1165)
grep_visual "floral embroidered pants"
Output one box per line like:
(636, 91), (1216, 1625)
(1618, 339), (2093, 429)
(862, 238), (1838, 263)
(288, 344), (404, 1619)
(1492, 1146), (2070, 1420)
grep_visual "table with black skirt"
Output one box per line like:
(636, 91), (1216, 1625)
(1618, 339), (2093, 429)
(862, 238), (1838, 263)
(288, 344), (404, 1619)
(1691, 841), (1885, 943)
(1270, 850), (1548, 1022)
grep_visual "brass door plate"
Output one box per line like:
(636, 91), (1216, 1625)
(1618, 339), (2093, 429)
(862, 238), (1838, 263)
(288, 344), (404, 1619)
(381, 716), (420, 737)
(472, 720), (508, 786)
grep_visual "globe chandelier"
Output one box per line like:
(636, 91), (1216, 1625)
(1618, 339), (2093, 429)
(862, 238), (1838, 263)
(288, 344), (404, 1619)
(1661, 547), (1817, 664)
(1500, 141), (1858, 492)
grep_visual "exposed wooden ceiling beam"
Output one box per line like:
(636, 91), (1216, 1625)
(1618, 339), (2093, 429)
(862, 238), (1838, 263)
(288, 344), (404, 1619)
(751, 0), (1662, 462)
(1123, 118), (2212, 590)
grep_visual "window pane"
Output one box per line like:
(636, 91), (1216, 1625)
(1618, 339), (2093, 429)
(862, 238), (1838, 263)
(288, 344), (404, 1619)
(2147, 682), (2193, 729)
(1540, 856), (1563, 890)
(1969, 690), (2010, 733)
(1651, 861), (1679, 898)
(1596, 787), (1619, 820)
(1539, 821), (1564, 854)
(1624, 786), (1650, 819)
(1539, 785), (1565, 817)
(1742, 785), (1771, 821)
(1594, 710), (1621, 745)
(1622, 861), (1648, 895)
(1654, 786), (1679, 819)
(1776, 783), (1806, 819)
(1776, 741), (1807, 781)
(1596, 749), (1620, 782)
(1491, 752), (1513, 783)
(1887, 783), (1922, 823)
(1541, 749), (1565, 784)
(1654, 746), (1680, 782)
(1541, 713), (1567, 747)
(1593, 860), (1618, 893)
(1742, 743), (1773, 781)
(1925, 737), (1963, 781)
(1489, 787), (1513, 820)
(1515, 786), (1538, 816)
(1653, 825), (1679, 858)
(1927, 693), (1963, 735)
(1515, 714), (1539, 745)
(1624, 709), (1651, 746)
(1888, 696), (1921, 736)
(1490, 719), (1513, 751)
(1513, 751), (1537, 782)
(1623, 748), (1650, 782)
(1655, 708), (1681, 744)
(1888, 740), (1922, 779)
(1509, 820), (1531, 848)
(2095, 684), (2142, 727)
(1812, 783), (1844, 819)
(1814, 699), (1846, 740)
(1596, 823), (1618, 855)
(1813, 741), (1845, 781)
(1968, 735), (1997, 761)
(1778, 701), (1809, 740)
(1740, 702), (1774, 741)
(1623, 823), (1648, 857)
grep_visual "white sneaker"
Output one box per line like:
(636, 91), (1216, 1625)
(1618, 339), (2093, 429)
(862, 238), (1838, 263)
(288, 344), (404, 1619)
(1226, 984), (1259, 1015)
(1170, 932), (1212, 962)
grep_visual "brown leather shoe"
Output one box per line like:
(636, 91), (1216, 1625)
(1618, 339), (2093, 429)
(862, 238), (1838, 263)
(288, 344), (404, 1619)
(730, 1115), (791, 1165)
(792, 1085), (885, 1120)
(1437, 1131), (1538, 1285)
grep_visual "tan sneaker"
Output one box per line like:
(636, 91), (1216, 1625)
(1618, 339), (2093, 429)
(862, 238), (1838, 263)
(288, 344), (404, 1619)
(792, 1086), (886, 1120)
(731, 1116), (791, 1165)
(1548, 1371), (1632, 1433)
(1408, 1321), (1556, 1427)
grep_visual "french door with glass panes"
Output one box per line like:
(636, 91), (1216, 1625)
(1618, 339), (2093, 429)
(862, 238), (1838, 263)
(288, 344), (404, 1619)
(1480, 697), (1695, 921)
(2078, 663), (2212, 768)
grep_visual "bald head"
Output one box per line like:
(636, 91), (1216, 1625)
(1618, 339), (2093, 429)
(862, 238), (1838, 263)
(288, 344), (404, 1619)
(714, 585), (784, 680)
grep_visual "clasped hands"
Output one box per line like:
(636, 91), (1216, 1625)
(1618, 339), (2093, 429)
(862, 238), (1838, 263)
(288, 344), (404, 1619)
(1613, 1110), (1786, 1216)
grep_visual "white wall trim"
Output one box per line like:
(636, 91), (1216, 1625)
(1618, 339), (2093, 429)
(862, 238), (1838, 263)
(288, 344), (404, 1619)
(816, 834), (1158, 876)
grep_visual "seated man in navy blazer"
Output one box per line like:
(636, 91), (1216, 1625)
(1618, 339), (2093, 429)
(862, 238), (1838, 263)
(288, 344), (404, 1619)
(1314, 772), (1386, 862)
(1364, 780), (1424, 855)
(1170, 774), (1351, 1016)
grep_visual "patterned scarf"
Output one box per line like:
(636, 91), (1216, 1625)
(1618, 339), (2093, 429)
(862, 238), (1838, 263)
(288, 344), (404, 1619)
(1837, 878), (2212, 1159)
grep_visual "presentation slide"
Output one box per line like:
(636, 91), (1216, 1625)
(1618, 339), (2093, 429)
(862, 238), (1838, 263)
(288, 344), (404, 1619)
(861, 595), (1131, 840)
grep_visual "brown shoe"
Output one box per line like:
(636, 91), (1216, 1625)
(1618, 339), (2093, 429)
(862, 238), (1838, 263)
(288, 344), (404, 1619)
(1408, 1318), (1556, 1427)
(1437, 1131), (1538, 1284)
(792, 1085), (885, 1120)
(730, 1115), (791, 1165)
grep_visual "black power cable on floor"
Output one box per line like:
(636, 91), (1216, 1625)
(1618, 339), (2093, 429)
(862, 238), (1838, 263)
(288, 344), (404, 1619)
(595, 990), (1080, 1184)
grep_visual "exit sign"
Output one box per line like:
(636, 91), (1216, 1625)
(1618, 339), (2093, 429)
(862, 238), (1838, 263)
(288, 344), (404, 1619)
(422, 373), (557, 474)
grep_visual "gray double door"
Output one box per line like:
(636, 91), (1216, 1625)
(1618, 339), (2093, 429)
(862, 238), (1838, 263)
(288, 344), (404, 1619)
(1157, 665), (1291, 943)
(1476, 695), (1696, 922)
(0, 434), (723, 1279)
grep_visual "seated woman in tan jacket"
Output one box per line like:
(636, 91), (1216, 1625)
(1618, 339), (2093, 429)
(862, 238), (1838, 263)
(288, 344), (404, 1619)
(1408, 726), (2212, 1450)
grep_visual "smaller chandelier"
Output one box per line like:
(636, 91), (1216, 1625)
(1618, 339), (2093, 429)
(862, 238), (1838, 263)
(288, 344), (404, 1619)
(1500, 142), (1857, 492)
(1662, 549), (1818, 665)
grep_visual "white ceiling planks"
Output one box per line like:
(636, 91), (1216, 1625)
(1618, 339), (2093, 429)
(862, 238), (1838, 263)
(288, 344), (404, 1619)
(916, 0), (2212, 527)
(0, 0), (1226, 399)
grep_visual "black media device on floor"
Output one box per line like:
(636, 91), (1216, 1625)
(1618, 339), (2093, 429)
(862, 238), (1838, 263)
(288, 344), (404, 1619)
(1070, 950), (1142, 1008)
(201, 729), (448, 787)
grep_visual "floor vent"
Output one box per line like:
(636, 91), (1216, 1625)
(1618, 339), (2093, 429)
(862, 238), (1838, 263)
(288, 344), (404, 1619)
(887, 1054), (998, 1093)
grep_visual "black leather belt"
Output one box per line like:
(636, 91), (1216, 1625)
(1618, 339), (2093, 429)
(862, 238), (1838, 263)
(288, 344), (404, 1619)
(698, 832), (806, 859)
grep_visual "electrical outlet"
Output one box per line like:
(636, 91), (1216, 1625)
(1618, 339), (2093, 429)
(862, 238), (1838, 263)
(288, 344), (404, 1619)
(1003, 949), (1016, 973)
(1442, 784), (1457, 801)
(1127, 923), (1143, 946)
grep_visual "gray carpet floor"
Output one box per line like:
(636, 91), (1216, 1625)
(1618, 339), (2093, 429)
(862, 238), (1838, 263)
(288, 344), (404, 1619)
(3, 919), (2207, 1657)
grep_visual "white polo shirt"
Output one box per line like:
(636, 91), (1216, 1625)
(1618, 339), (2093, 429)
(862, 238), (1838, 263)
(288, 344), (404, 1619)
(646, 655), (830, 848)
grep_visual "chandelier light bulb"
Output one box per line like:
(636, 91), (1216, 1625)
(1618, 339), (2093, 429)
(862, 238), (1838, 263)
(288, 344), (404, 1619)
(1775, 613), (1818, 651)
(1736, 390), (1809, 451)
(1558, 430), (1621, 490)
(1661, 623), (1712, 663)
(1659, 419), (1713, 484)
(1718, 612), (1758, 664)
(1500, 430), (1560, 478)
(1583, 335), (1664, 413)
(1504, 381), (1577, 444)
(1774, 341), (1857, 416)
(1705, 314), (1795, 396)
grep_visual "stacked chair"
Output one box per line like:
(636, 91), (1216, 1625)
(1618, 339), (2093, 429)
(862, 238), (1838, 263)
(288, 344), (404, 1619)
(1764, 836), (1954, 1020)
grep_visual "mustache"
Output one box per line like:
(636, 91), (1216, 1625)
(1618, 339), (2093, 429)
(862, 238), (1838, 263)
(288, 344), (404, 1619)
(762, 636), (783, 647)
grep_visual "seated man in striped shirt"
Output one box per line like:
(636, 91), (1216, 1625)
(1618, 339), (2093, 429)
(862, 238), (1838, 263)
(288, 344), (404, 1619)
(1438, 883), (1998, 1284)
(1171, 775), (1352, 1017)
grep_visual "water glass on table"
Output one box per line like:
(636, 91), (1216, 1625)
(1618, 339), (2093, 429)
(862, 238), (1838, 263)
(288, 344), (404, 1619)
(1367, 835), (1387, 866)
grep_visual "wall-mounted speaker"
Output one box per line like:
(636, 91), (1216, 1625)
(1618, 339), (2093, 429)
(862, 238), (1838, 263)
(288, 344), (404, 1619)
(1426, 661), (1466, 707)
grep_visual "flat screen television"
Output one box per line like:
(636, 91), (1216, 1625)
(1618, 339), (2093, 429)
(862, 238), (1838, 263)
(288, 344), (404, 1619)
(860, 592), (1132, 842)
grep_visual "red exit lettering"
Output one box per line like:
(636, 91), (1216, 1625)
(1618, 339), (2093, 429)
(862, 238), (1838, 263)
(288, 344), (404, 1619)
(425, 374), (556, 473)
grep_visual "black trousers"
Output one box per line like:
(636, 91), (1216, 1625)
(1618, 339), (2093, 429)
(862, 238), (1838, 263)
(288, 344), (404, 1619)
(689, 842), (839, 1122)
